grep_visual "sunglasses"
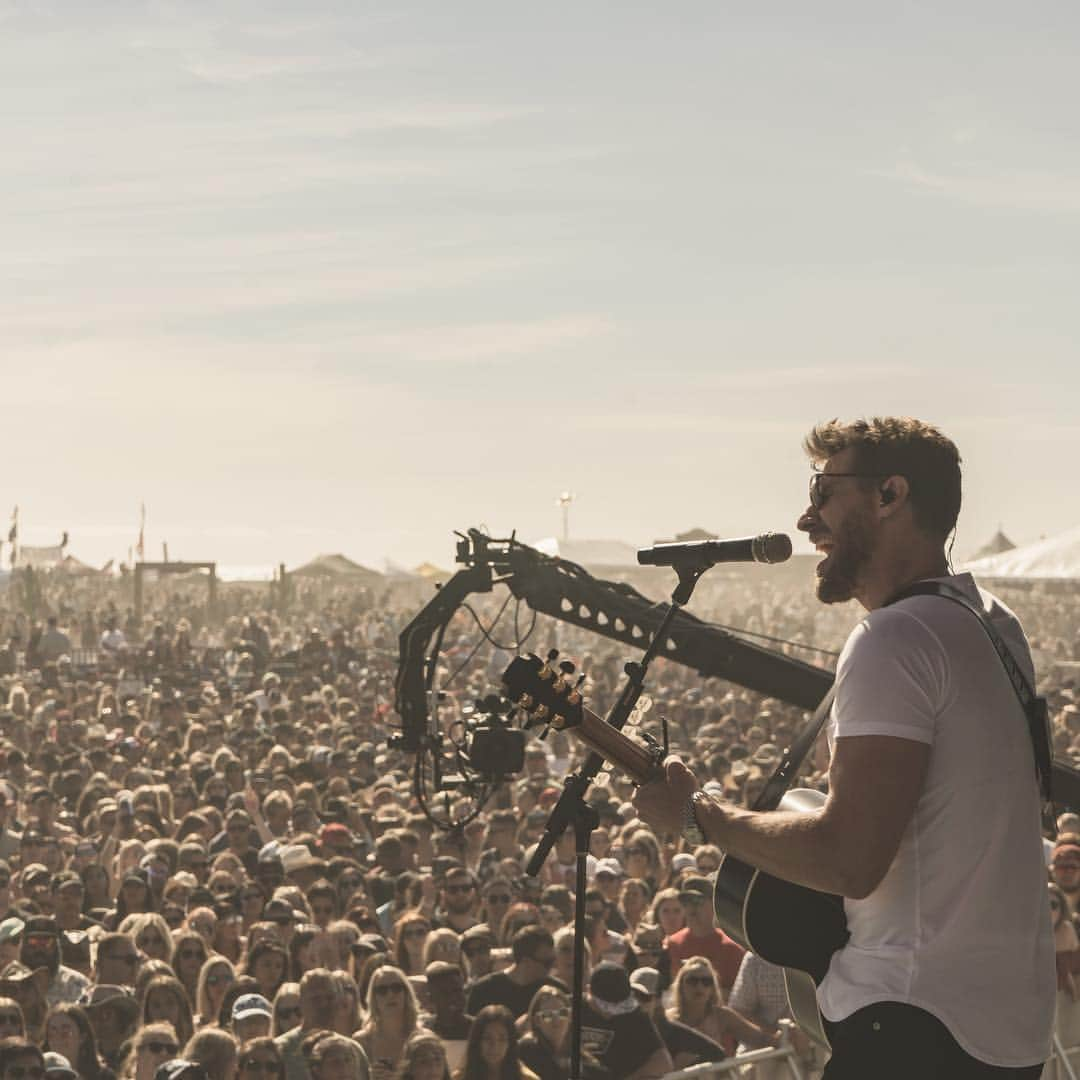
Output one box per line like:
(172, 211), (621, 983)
(485, 894), (512, 905)
(445, 883), (474, 894)
(808, 471), (887, 510)
(537, 1007), (570, 1022)
(143, 1042), (179, 1055)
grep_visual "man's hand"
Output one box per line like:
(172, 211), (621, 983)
(632, 758), (699, 835)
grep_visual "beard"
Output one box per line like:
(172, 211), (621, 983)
(815, 511), (875, 605)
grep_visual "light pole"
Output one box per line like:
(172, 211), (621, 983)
(556, 491), (575, 544)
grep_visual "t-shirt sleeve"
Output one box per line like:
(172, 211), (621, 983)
(832, 605), (950, 745)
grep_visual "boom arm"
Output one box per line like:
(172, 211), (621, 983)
(394, 529), (1080, 809)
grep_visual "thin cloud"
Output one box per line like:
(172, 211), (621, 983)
(873, 160), (1080, 214)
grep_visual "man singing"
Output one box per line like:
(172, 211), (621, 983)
(633, 417), (1054, 1078)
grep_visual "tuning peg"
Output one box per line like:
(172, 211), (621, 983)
(558, 660), (576, 676)
(546, 649), (560, 663)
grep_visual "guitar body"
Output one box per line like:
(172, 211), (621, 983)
(712, 788), (849, 1049)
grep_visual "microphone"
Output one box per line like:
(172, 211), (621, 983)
(637, 532), (793, 568)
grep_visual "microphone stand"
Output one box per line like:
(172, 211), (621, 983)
(526, 560), (707, 1080)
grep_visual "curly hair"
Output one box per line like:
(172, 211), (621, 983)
(803, 416), (962, 541)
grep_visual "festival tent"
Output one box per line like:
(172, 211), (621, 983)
(290, 553), (383, 582)
(968, 527), (1017, 562)
(532, 537), (640, 570)
(963, 525), (1080, 580)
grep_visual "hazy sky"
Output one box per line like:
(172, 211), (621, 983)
(3, 2), (1079, 575)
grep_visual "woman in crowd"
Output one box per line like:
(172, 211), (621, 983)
(356, 965), (425, 1080)
(423, 928), (462, 970)
(393, 912), (431, 977)
(287, 925), (320, 982)
(621, 831), (661, 892)
(647, 887), (685, 940)
(453, 1004), (540, 1080)
(271, 984), (302, 1037)
(241, 940), (289, 1003)
(171, 930), (211, 1007)
(395, 1030), (451, 1080)
(668, 956), (778, 1057)
(212, 908), (245, 965)
(617, 878), (652, 932)
(194, 957), (237, 1029)
(123, 913), (175, 964)
(118, 1021), (181, 1080)
(44, 1003), (115, 1080)
(142, 975), (196, 1049)
(518, 987), (572, 1080)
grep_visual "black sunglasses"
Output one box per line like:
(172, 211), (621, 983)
(144, 1041), (179, 1055)
(808, 471), (888, 510)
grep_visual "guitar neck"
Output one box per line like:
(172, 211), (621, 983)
(557, 705), (663, 785)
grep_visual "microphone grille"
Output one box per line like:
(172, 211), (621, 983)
(755, 532), (793, 564)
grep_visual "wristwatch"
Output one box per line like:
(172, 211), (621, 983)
(682, 790), (709, 847)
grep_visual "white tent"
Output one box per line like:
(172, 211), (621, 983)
(963, 525), (1080, 580)
(532, 537), (641, 570)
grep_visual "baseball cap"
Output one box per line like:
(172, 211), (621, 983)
(629, 966), (660, 997)
(231, 993), (273, 1022)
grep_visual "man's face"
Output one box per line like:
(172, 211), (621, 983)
(429, 972), (466, 1020)
(21, 931), (59, 973)
(442, 875), (476, 915)
(1053, 853), (1080, 895)
(798, 449), (878, 605)
(301, 978), (338, 1028)
(96, 939), (140, 985)
(54, 883), (84, 921)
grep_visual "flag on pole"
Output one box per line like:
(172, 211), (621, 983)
(136, 502), (145, 562)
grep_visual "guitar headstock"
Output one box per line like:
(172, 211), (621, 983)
(502, 652), (585, 731)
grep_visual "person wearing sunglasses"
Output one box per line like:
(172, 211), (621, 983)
(357, 968), (421, 1079)
(633, 417), (1055, 1079)
(519, 986), (574, 1080)
(432, 869), (480, 935)
(668, 958), (776, 1060)
(118, 1021), (180, 1080)
(236, 1038), (283, 1079)
(0, 1038), (46, 1080)
(18, 917), (89, 1007)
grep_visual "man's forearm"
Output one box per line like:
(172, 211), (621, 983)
(694, 796), (861, 898)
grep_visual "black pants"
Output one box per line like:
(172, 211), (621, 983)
(822, 1002), (1044, 1079)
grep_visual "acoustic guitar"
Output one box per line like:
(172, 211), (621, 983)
(502, 651), (843, 1048)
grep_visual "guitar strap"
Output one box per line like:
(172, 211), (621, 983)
(886, 580), (1053, 804)
(752, 684), (836, 813)
(752, 578), (1053, 813)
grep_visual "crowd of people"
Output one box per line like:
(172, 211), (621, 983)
(0, 562), (1076, 1080)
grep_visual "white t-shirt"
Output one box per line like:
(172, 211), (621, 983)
(817, 573), (1055, 1068)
